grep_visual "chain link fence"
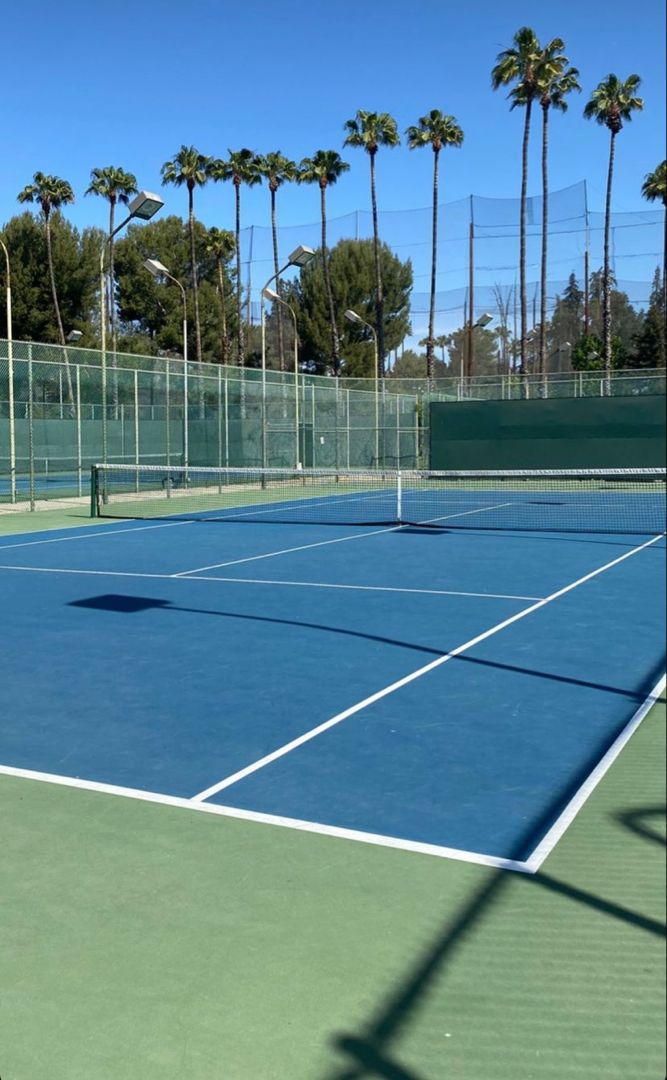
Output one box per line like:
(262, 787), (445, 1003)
(1, 339), (664, 510)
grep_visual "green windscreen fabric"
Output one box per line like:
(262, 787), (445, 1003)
(429, 396), (667, 470)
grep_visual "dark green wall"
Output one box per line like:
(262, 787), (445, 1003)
(429, 396), (666, 470)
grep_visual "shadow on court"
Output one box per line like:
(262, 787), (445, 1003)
(67, 593), (660, 706)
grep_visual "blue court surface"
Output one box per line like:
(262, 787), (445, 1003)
(1, 505), (664, 872)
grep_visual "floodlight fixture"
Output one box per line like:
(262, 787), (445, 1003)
(143, 258), (171, 277)
(66, 329), (83, 342)
(474, 312), (493, 328)
(287, 244), (315, 268)
(128, 191), (164, 221)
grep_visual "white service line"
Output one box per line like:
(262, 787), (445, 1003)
(171, 502), (514, 576)
(523, 672), (667, 871)
(0, 763), (530, 872)
(192, 532), (664, 803)
(0, 562), (541, 600)
(0, 562), (540, 601)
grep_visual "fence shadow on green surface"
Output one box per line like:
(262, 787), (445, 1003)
(323, 790), (665, 1080)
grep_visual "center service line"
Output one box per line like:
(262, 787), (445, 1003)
(192, 532), (663, 803)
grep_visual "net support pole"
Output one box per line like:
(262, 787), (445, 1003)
(90, 466), (97, 517)
(396, 470), (403, 524)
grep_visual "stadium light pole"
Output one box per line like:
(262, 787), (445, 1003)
(346, 309), (380, 466)
(99, 191), (163, 464)
(260, 245), (314, 468)
(461, 312), (493, 396)
(143, 258), (189, 470)
(1, 239), (15, 501)
(263, 287), (301, 468)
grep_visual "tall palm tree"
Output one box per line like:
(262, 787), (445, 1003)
(85, 166), (138, 353)
(584, 74), (644, 375)
(343, 110), (400, 377)
(256, 152), (297, 371)
(641, 160), (667, 310)
(161, 146), (211, 365)
(535, 48), (580, 373)
(209, 150), (261, 365)
(406, 110), (464, 382)
(17, 171), (75, 405)
(297, 150), (350, 374)
(492, 27), (543, 374)
(205, 227), (236, 364)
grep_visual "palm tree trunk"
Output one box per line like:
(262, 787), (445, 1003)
(427, 147), (440, 384)
(188, 186), (203, 366)
(320, 184), (340, 375)
(235, 182), (244, 364)
(369, 150), (385, 378)
(45, 214), (74, 408)
(519, 98), (533, 375)
(539, 103), (549, 376)
(109, 199), (120, 417)
(217, 260), (230, 364)
(270, 187), (286, 371)
(603, 130), (616, 379)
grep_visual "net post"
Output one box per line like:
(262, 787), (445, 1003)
(90, 465), (98, 517)
(396, 470), (403, 524)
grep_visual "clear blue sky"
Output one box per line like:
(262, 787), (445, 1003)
(2, 0), (664, 238)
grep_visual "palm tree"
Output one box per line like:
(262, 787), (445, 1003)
(343, 111), (400, 377)
(161, 146), (211, 365)
(406, 110), (464, 382)
(641, 160), (666, 310)
(205, 227), (236, 364)
(584, 74), (644, 375)
(209, 150), (261, 365)
(492, 27), (543, 374)
(297, 151), (350, 374)
(85, 166), (138, 353)
(256, 152), (297, 371)
(17, 171), (75, 405)
(533, 49), (580, 374)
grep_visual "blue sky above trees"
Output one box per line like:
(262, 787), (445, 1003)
(2, 0), (664, 236)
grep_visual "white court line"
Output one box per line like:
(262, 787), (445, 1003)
(0, 763), (530, 873)
(0, 563), (540, 601)
(172, 502), (514, 576)
(524, 672), (667, 872)
(0, 518), (194, 551)
(192, 533), (664, 802)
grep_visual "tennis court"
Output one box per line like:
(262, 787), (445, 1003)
(1, 466), (664, 872)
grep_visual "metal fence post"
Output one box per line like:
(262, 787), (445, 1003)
(28, 344), (35, 511)
(76, 366), (82, 496)
(134, 369), (139, 491)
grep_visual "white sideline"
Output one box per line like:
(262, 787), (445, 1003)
(524, 672), (667, 871)
(0, 563), (541, 602)
(192, 533), (664, 802)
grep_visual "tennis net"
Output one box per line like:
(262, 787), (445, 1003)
(90, 464), (667, 535)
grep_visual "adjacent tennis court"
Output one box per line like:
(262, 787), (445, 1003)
(1, 466), (664, 872)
